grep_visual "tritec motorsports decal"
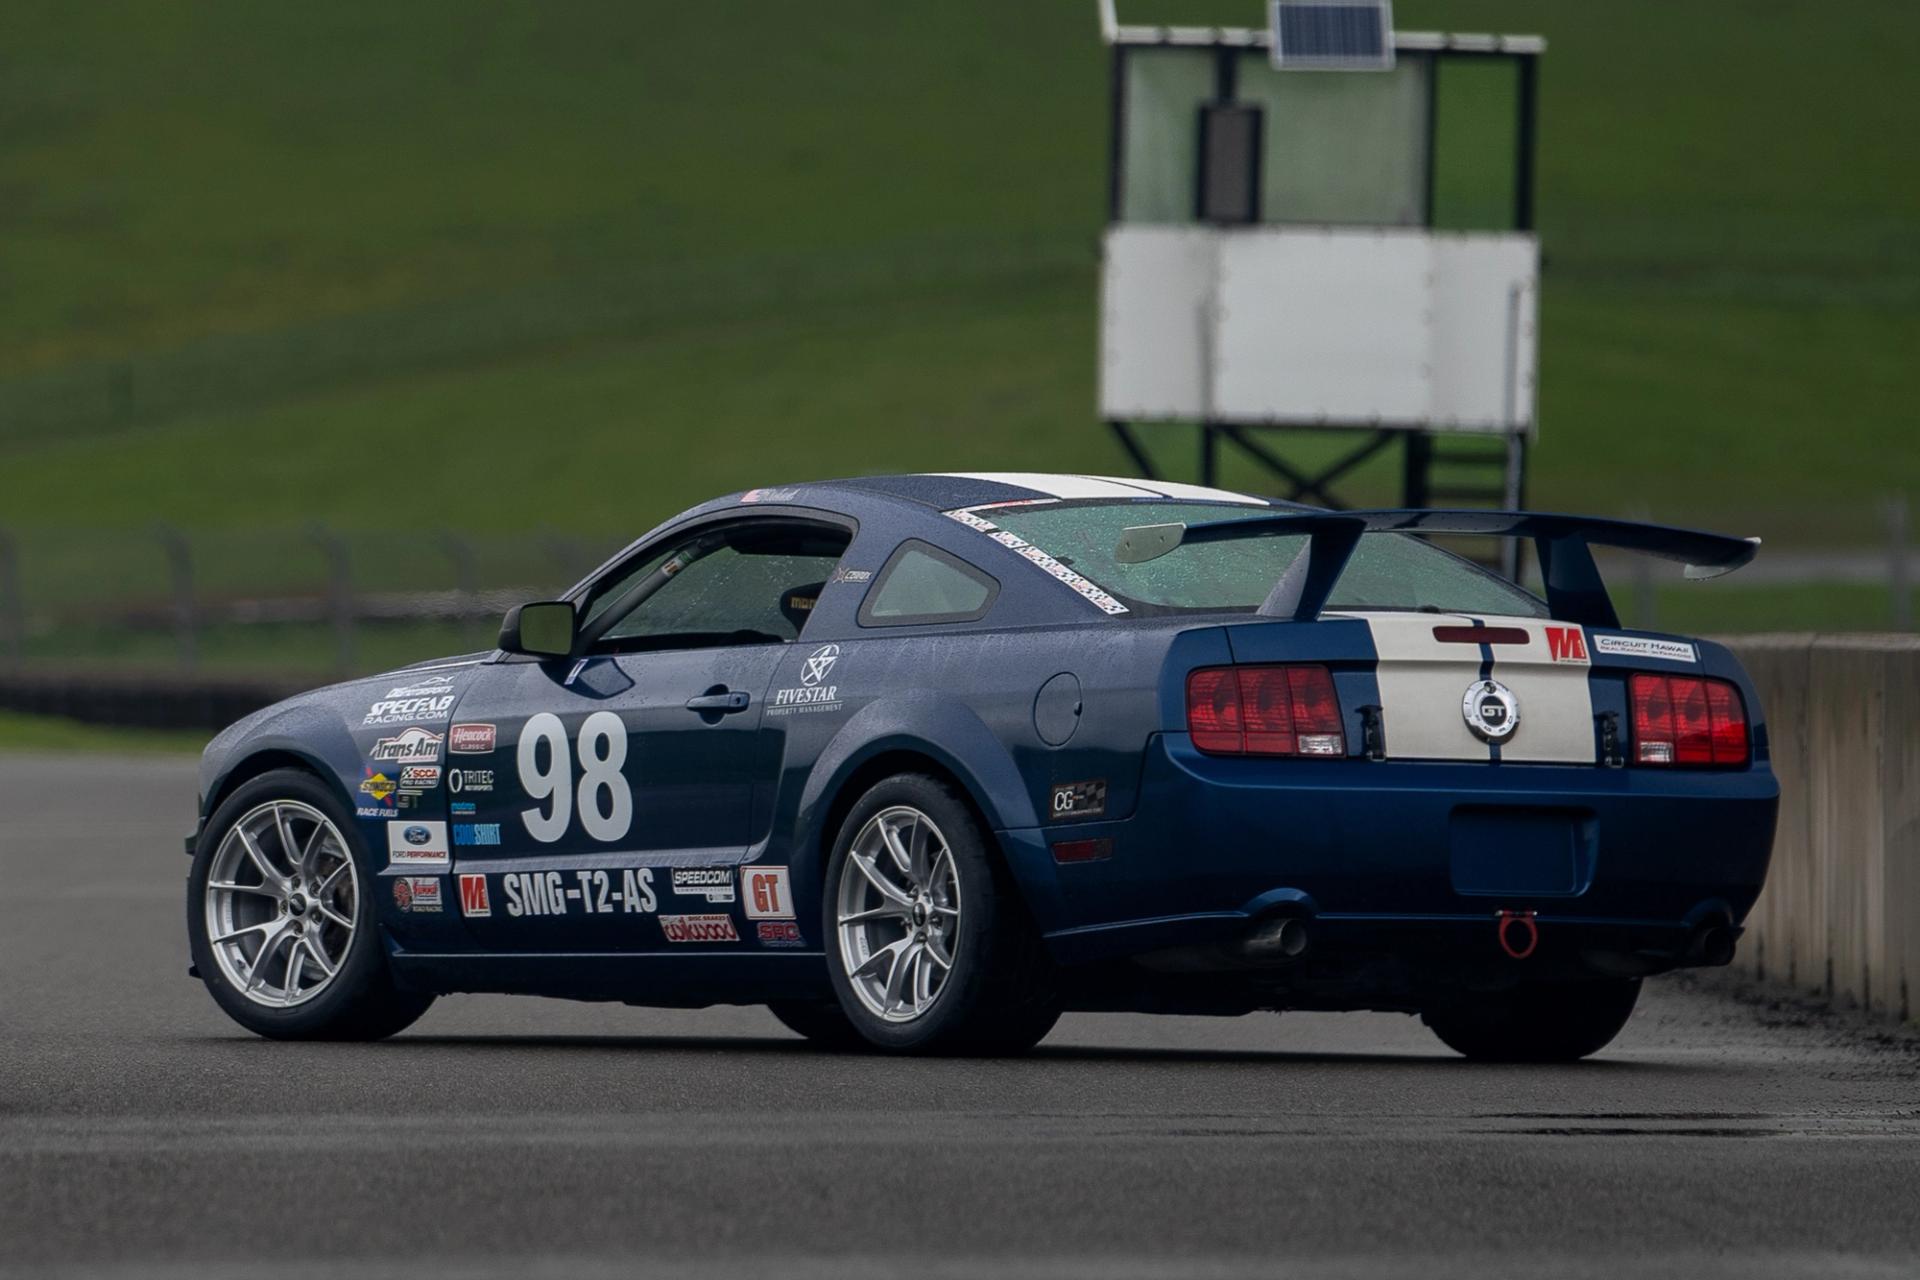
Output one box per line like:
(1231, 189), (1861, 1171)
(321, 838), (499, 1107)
(742, 866), (794, 920)
(391, 876), (443, 913)
(1049, 779), (1108, 821)
(385, 821), (449, 871)
(671, 866), (735, 904)
(1594, 634), (1698, 664)
(498, 868), (660, 918)
(660, 914), (739, 944)
(769, 643), (844, 716)
(448, 723), (496, 754)
(447, 767), (494, 795)
(370, 727), (443, 765)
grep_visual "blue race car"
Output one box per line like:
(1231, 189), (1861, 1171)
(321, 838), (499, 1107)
(186, 473), (1777, 1060)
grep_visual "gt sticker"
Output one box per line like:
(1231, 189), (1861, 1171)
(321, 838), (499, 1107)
(757, 920), (805, 948)
(386, 821), (449, 871)
(1594, 634), (1697, 663)
(742, 866), (793, 920)
(370, 728), (443, 765)
(392, 876), (442, 913)
(517, 712), (632, 844)
(1049, 779), (1108, 821)
(458, 873), (491, 918)
(500, 868), (658, 918)
(661, 914), (738, 944)
(672, 867), (735, 904)
(448, 768), (494, 794)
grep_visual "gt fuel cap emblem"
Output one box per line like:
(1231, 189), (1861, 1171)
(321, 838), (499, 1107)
(1463, 678), (1519, 743)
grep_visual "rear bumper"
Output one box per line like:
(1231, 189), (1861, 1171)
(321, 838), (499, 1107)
(1015, 734), (1779, 972)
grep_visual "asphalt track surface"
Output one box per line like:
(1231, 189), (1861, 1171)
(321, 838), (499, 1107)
(4, 756), (1919, 1279)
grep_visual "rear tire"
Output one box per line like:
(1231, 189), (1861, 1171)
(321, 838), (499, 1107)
(1422, 977), (1641, 1062)
(823, 773), (1058, 1055)
(188, 768), (435, 1041)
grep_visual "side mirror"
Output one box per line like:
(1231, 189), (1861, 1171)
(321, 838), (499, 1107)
(498, 601), (577, 658)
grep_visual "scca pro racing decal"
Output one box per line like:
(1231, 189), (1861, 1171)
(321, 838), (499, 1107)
(497, 868), (659, 918)
(661, 914), (738, 944)
(942, 509), (1128, 616)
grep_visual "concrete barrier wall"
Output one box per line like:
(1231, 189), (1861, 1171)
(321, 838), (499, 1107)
(1727, 635), (1920, 1024)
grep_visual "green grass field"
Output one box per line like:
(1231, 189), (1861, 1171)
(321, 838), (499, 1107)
(1, 1), (1914, 650)
(0, 710), (204, 756)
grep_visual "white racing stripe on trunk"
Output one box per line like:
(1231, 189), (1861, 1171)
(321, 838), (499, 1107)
(1338, 612), (1597, 764)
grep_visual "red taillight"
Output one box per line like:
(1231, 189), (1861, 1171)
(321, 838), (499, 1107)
(1630, 673), (1748, 767)
(1185, 665), (1344, 757)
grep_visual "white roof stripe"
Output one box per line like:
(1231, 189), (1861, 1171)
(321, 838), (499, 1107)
(1091, 476), (1269, 505)
(935, 472), (1157, 500)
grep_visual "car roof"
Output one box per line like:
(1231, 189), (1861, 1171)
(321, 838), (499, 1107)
(801, 472), (1279, 513)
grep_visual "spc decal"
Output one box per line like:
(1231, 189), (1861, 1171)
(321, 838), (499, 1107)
(500, 868), (659, 918)
(671, 867), (735, 904)
(756, 920), (805, 948)
(449, 722), (496, 754)
(661, 914), (738, 944)
(742, 866), (794, 920)
(1049, 779), (1108, 821)
(391, 876), (443, 913)
(1544, 625), (1591, 664)
(386, 821), (449, 871)
(457, 873), (491, 917)
(453, 823), (501, 847)
(769, 643), (844, 716)
(1594, 634), (1697, 663)
(370, 727), (443, 765)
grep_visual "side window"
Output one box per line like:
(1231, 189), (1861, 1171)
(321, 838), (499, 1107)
(859, 540), (998, 627)
(583, 520), (850, 653)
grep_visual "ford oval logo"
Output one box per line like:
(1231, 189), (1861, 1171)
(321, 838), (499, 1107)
(403, 825), (432, 846)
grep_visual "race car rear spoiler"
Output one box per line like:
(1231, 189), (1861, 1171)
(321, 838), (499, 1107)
(1112, 509), (1760, 628)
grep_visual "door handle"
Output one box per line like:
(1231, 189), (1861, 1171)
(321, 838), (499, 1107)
(685, 690), (751, 714)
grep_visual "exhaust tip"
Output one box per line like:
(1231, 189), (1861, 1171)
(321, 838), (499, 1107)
(1240, 916), (1310, 962)
(1691, 923), (1736, 967)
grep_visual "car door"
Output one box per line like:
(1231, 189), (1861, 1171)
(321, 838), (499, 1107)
(447, 514), (850, 952)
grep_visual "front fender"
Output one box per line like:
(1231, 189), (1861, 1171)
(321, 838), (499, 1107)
(198, 699), (366, 826)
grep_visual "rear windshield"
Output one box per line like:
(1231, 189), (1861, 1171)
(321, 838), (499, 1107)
(988, 501), (1547, 618)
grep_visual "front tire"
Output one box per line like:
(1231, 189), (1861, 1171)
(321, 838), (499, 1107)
(188, 768), (434, 1041)
(823, 774), (1058, 1055)
(1422, 977), (1641, 1062)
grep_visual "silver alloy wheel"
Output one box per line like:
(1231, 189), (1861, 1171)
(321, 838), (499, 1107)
(835, 804), (961, 1022)
(204, 800), (358, 1008)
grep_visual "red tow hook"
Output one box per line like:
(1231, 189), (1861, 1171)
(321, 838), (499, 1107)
(1495, 910), (1539, 960)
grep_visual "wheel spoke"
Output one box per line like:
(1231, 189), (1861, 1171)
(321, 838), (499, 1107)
(283, 945), (306, 1003)
(301, 934), (338, 979)
(930, 904), (959, 919)
(317, 860), (351, 899)
(244, 926), (289, 993)
(236, 828), (285, 888)
(882, 941), (918, 1013)
(213, 919), (278, 945)
(930, 847), (955, 896)
(272, 806), (301, 874)
(850, 936), (910, 983)
(838, 903), (909, 927)
(924, 936), (954, 970)
(314, 901), (353, 930)
(878, 817), (914, 878)
(906, 820), (935, 886)
(298, 821), (329, 877)
(851, 851), (911, 908)
(210, 880), (282, 899)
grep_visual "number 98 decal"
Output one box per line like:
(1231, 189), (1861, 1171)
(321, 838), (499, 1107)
(517, 712), (633, 843)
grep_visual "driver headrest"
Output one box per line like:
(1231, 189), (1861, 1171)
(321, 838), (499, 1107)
(780, 583), (825, 633)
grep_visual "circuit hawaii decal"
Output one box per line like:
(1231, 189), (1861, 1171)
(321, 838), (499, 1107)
(385, 820), (449, 871)
(1594, 634), (1697, 663)
(769, 644), (844, 716)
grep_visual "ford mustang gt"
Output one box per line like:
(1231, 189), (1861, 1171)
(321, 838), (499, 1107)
(185, 473), (1777, 1060)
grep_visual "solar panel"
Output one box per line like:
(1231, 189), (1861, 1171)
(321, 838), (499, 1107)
(1269, 0), (1395, 71)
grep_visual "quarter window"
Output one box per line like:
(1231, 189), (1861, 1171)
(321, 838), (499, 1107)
(859, 541), (998, 627)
